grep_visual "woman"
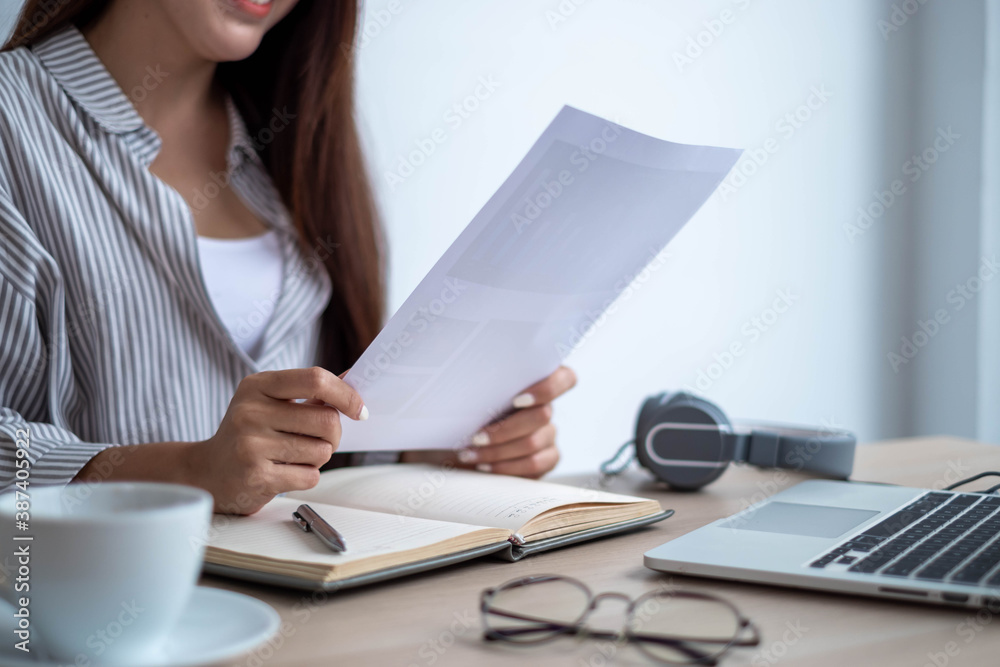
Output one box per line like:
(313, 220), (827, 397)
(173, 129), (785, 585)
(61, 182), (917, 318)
(0, 0), (575, 514)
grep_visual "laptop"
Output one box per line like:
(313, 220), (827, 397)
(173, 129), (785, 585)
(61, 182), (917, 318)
(644, 480), (1000, 608)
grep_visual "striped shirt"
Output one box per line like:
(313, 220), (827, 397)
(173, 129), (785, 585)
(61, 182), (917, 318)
(0, 24), (377, 492)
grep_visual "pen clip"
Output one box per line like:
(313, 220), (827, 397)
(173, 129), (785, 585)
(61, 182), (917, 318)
(292, 510), (311, 532)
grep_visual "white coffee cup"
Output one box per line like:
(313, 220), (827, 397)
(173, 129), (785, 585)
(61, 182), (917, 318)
(0, 482), (213, 665)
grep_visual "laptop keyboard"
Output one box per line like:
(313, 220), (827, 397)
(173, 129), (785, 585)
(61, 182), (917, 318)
(809, 492), (1000, 587)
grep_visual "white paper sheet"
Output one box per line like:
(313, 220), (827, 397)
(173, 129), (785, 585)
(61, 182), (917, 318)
(338, 105), (742, 452)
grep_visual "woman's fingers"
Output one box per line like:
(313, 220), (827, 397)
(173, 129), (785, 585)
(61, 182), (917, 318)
(469, 423), (556, 465)
(486, 442), (560, 479)
(250, 367), (368, 421)
(450, 367), (574, 474)
(472, 405), (552, 446)
(510, 366), (577, 409)
(266, 401), (342, 445)
(270, 462), (323, 492)
(268, 433), (335, 467)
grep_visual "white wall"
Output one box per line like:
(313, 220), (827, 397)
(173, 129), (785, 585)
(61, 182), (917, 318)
(355, 0), (963, 473)
(1, 0), (991, 474)
(900, 1), (987, 440)
(982, 0), (1000, 444)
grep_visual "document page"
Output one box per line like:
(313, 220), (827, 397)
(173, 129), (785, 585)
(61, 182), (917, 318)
(339, 105), (741, 452)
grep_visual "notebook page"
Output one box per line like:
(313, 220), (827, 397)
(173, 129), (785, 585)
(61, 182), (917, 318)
(288, 464), (649, 532)
(208, 497), (502, 566)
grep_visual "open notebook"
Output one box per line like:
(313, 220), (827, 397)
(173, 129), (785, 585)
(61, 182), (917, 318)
(204, 464), (672, 591)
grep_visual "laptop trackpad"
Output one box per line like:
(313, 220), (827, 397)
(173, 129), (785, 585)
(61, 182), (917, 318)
(721, 501), (880, 538)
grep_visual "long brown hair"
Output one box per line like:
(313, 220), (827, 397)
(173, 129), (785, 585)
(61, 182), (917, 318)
(3, 0), (385, 372)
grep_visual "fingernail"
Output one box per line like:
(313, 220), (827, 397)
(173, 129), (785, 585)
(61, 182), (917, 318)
(476, 463), (493, 473)
(471, 430), (490, 447)
(512, 393), (535, 409)
(457, 448), (478, 464)
(358, 405), (369, 421)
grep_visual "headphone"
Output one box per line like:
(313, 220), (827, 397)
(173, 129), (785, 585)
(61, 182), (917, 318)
(608, 391), (856, 491)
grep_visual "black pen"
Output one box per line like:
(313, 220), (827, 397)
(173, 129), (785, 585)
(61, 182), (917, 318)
(292, 504), (347, 553)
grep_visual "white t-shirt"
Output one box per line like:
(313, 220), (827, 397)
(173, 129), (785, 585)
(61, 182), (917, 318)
(197, 230), (285, 359)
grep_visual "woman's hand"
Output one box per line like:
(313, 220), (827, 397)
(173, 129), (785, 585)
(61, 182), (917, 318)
(402, 366), (577, 479)
(188, 367), (367, 514)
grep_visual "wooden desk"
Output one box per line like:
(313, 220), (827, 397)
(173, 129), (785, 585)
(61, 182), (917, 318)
(208, 437), (1000, 666)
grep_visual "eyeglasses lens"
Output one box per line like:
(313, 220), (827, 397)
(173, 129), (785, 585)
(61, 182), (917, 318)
(628, 594), (741, 664)
(484, 577), (590, 643)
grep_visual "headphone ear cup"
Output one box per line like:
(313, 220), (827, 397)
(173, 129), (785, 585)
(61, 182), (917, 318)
(634, 393), (733, 491)
(636, 392), (669, 440)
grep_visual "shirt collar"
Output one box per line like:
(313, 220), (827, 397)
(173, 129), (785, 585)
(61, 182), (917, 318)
(31, 24), (262, 170)
(224, 95), (261, 172)
(31, 24), (146, 135)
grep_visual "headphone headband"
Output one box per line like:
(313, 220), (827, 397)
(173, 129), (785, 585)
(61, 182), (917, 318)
(725, 423), (856, 477)
(632, 392), (855, 490)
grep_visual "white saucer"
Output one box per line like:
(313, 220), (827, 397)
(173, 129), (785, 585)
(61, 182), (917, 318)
(0, 586), (280, 667)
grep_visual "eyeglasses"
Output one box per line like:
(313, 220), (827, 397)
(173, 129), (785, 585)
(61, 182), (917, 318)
(480, 574), (760, 665)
